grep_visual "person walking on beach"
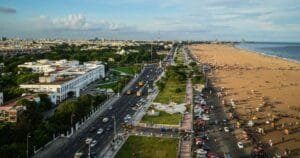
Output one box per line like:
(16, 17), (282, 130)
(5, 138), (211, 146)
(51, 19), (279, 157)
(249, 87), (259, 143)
(269, 139), (273, 147)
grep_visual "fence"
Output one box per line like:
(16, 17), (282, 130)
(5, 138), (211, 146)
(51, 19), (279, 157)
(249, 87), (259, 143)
(137, 123), (180, 129)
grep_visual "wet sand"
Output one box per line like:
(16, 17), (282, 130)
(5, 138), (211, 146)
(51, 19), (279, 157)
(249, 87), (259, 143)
(190, 44), (300, 155)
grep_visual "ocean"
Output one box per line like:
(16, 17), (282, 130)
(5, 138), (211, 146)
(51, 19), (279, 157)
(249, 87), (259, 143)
(235, 42), (300, 62)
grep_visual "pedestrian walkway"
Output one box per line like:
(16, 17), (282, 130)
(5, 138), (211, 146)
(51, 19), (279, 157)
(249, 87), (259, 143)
(179, 78), (193, 158)
(179, 138), (192, 158)
(180, 78), (193, 131)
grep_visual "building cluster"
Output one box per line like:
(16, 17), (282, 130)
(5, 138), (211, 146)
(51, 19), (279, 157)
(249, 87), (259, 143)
(0, 59), (105, 122)
(0, 94), (40, 122)
(19, 59), (105, 104)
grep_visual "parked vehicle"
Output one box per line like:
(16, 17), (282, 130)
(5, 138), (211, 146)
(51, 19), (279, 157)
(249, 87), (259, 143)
(89, 127), (96, 133)
(74, 152), (84, 158)
(207, 152), (220, 158)
(237, 141), (244, 149)
(224, 127), (229, 132)
(85, 138), (92, 144)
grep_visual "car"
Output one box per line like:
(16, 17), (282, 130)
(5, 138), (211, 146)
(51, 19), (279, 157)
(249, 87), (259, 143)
(97, 128), (103, 134)
(237, 141), (244, 149)
(274, 152), (281, 158)
(74, 152), (84, 158)
(89, 127), (96, 133)
(224, 127), (230, 132)
(200, 134), (209, 140)
(102, 117), (109, 123)
(85, 138), (92, 144)
(90, 140), (97, 147)
(106, 126), (112, 131)
(195, 138), (204, 147)
(223, 119), (229, 125)
(195, 148), (207, 155)
(202, 115), (210, 121)
(207, 152), (220, 158)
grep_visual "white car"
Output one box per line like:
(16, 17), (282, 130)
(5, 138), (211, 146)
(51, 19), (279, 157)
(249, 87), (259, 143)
(102, 117), (109, 123)
(97, 128), (103, 134)
(195, 148), (207, 155)
(237, 141), (244, 149)
(202, 115), (210, 121)
(90, 140), (97, 147)
(224, 127), (229, 132)
(85, 138), (92, 144)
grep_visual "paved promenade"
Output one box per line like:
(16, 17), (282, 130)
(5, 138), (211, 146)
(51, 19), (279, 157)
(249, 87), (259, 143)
(179, 78), (193, 158)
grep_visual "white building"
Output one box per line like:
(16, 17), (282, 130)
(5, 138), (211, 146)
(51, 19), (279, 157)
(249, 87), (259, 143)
(0, 92), (3, 105)
(18, 59), (79, 73)
(19, 60), (105, 104)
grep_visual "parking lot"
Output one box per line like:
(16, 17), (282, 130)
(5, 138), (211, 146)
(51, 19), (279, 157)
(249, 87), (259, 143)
(193, 87), (249, 158)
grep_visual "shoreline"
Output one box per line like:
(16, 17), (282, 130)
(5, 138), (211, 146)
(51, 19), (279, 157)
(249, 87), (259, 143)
(190, 44), (300, 156)
(234, 43), (300, 64)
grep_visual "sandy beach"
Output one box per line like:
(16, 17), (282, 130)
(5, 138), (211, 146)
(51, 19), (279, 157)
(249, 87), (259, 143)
(190, 44), (300, 155)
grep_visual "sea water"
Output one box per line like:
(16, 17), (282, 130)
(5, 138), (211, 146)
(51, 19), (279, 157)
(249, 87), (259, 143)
(235, 42), (300, 62)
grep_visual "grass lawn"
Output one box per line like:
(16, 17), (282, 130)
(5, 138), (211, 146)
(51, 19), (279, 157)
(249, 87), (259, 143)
(154, 80), (185, 104)
(115, 136), (178, 158)
(175, 49), (184, 65)
(114, 65), (140, 75)
(97, 82), (117, 89)
(141, 110), (181, 125)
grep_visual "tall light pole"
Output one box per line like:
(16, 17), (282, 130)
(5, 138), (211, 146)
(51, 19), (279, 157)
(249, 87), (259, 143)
(27, 134), (31, 158)
(117, 81), (120, 97)
(150, 43), (153, 63)
(88, 142), (91, 158)
(70, 113), (75, 127)
(112, 115), (117, 139)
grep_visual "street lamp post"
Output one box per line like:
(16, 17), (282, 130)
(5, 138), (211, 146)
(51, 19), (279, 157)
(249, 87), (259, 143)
(112, 115), (117, 139)
(70, 113), (75, 127)
(27, 134), (31, 158)
(88, 142), (91, 158)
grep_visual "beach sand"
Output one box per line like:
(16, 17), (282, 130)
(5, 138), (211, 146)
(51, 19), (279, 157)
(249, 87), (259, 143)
(190, 44), (300, 155)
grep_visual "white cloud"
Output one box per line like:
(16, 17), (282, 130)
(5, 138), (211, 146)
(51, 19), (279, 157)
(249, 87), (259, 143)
(52, 14), (88, 30)
(34, 14), (128, 31)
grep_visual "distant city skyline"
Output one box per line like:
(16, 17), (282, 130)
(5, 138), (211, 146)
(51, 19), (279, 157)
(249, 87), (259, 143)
(0, 0), (300, 42)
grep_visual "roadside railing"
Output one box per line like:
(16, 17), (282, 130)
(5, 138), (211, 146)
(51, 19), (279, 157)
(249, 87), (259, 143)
(33, 66), (148, 158)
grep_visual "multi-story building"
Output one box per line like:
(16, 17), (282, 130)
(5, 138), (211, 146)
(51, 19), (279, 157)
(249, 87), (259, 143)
(0, 95), (38, 123)
(19, 60), (105, 104)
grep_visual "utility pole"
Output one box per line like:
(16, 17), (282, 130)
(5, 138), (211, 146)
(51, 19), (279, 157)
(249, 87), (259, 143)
(150, 43), (153, 63)
(70, 113), (75, 127)
(117, 81), (120, 97)
(112, 115), (117, 139)
(27, 134), (31, 158)
(88, 142), (91, 158)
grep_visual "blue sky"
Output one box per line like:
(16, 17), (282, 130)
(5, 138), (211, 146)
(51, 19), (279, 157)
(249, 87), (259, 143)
(0, 0), (300, 41)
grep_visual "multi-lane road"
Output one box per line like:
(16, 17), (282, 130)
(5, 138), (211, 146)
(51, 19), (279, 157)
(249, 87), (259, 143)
(47, 63), (163, 158)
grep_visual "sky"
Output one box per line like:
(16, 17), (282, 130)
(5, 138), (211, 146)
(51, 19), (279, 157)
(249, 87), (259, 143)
(0, 0), (300, 42)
